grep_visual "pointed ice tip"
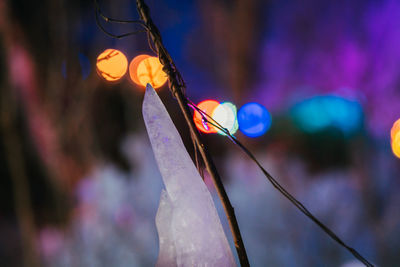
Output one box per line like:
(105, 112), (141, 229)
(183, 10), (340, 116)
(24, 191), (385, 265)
(143, 78), (236, 266)
(145, 83), (155, 97)
(143, 83), (156, 112)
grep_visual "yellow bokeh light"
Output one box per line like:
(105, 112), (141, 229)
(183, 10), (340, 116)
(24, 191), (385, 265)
(129, 54), (150, 85)
(96, 49), (128, 82)
(136, 56), (168, 88)
(392, 131), (400, 159)
(391, 118), (400, 141)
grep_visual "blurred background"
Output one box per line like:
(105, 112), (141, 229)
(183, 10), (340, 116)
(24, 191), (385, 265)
(1, 0), (400, 266)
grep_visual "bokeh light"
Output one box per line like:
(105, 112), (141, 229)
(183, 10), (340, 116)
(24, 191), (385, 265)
(129, 54), (150, 86)
(7, 0), (400, 265)
(390, 118), (400, 141)
(211, 102), (239, 135)
(238, 102), (272, 137)
(291, 95), (363, 135)
(96, 49), (128, 82)
(392, 131), (400, 159)
(193, 100), (220, 134)
(136, 56), (168, 88)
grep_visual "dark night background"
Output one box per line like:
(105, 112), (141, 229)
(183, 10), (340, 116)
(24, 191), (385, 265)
(1, 0), (400, 266)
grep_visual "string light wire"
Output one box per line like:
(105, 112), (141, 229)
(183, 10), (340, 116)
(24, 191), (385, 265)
(187, 99), (374, 267)
(93, 1), (374, 265)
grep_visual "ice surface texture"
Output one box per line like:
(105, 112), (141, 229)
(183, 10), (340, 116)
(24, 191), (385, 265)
(143, 84), (236, 267)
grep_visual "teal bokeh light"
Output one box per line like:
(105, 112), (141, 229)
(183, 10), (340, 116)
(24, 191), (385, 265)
(291, 95), (363, 135)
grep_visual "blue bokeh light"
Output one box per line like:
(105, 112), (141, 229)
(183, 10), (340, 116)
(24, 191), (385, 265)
(238, 102), (272, 137)
(291, 95), (363, 135)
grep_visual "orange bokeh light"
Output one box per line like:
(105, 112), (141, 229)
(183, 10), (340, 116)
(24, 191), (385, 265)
(193, 100), (220, 134)
(96, 49), (128, 82)
(392, 131), (400, 159)
(136, 56), (168, 88)
(129, 54), (150, 85)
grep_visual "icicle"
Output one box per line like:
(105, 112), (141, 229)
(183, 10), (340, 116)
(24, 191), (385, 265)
(143, 84), (236, 267)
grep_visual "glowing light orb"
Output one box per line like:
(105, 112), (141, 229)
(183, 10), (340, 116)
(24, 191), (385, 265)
(129, 54), (150, 85)
(96, 49), (128, 81)
(391, 118), (400, 141)
(238, 102), (272, 137)
(211, 102), (239, 135)
(136, 56), (168, 88)
(392, 131), (400, 159)
(291, 95), (363, 135)
(193, 100), (220, 134)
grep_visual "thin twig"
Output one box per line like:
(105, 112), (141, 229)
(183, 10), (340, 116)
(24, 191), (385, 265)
(135, 0), (250, 265)
(94, 0), (147, 39)
(94, 0), (147, 26)
(95, 9), (146, 39)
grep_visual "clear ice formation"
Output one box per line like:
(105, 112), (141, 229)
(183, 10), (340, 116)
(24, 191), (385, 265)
(142, 84), (236, 267)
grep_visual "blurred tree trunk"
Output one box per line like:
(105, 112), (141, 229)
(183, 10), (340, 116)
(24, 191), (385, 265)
(229, 0), (259, 102)
(1, 89), (40, 267)
(199, 0), (262, 102)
